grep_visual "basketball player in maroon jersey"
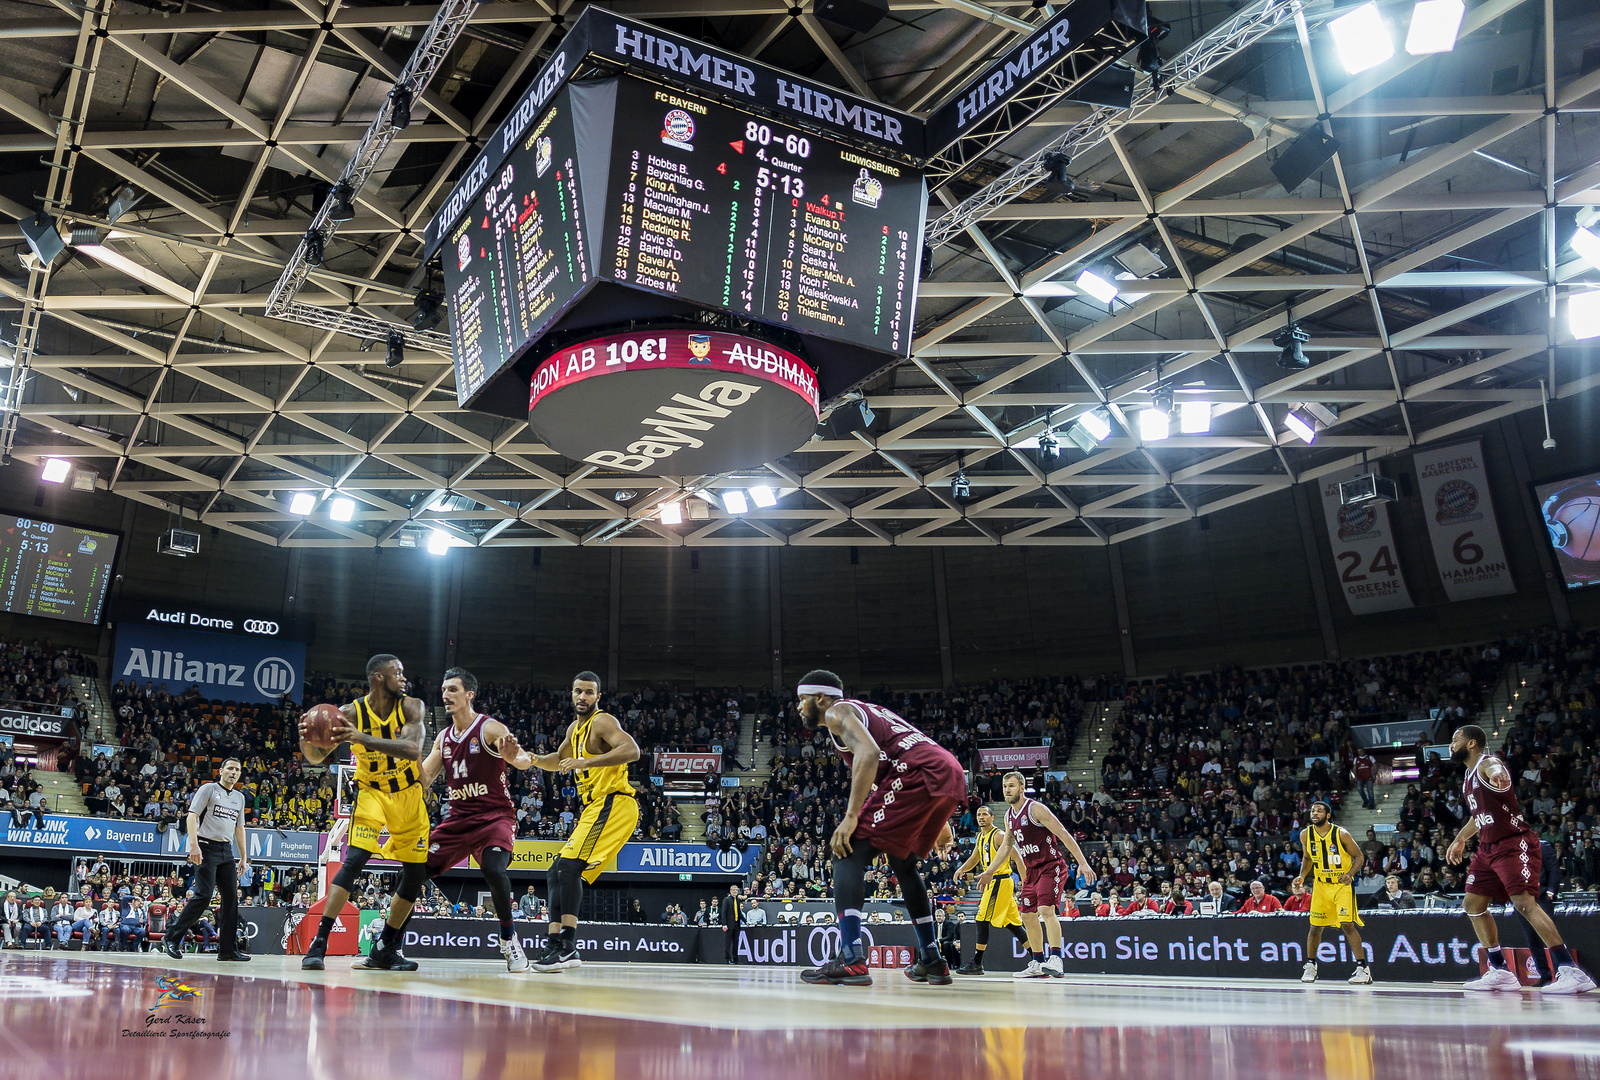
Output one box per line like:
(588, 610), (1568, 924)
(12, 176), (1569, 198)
(418, 667), (537, 972)
(978, 770), (1095, 978)
(1446, 724), (1595, 993)
(793, 670), (966, 987)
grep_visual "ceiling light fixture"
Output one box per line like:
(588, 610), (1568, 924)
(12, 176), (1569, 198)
(304, 229), (325, 266)
(40, 458), (70, 484)
(389, 84), (413, 130)
(1284, 409), (1317, 444)
(1138, 408), (1171, 442)
(1570, 227), (1600, 271)
(1329, 2), (1394, 74)
(1075, 267), (1120, 305)
(1179, 401), (1212, 435)
(427, 529), (452, 556)
(722, 490), (750, 515)
(289, 493), (316, 515)
(327, 182), (356, 223)
(1405, 0), (1465, 55)
(748, 485), (778, 508)
(1275, 323), (1311, 369)
(1036, 429), (1060, 460)
(658, 501), (683, 525)
(1041, 153), (1075, 195)
(385, 332), (405, 368)
(330, 497), (355, 522)
(1570, 289), (1600, 340)
(412, 291), (443, 332)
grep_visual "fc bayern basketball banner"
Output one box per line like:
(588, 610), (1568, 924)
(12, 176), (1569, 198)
(1318, 467), (1412, 614)
(1411, 440), (1515, 601)
(113, 622), (305, 704)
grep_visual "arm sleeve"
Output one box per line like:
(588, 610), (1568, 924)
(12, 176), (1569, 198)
(187, 784), (213, 816)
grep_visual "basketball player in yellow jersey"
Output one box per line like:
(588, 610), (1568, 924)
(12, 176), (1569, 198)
(526, 670), (640, 972)
(952, 804), (1028, 975)
(297, 653), (430, 972)
(1294, 798), (1371, 985)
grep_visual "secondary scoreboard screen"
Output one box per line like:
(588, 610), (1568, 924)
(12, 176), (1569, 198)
(444, 84), (590, 404)
(0, 516), (118, 625)
(602, 78), (924, 357)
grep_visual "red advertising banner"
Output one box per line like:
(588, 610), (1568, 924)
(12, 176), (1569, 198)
(654, 751), (722, 774)
(978, 745), (1050, 770)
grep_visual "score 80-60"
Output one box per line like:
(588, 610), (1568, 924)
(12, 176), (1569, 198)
(745, 121), (811, 159)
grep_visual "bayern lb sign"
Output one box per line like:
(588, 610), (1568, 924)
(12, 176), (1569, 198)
(527, 329), (820, 475)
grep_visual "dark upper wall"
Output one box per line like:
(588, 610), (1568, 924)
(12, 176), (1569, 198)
(0, 391), (1591, 688)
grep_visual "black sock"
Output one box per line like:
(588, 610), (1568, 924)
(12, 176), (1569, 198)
(315, 916), (334, 942)
(1032, 949), (1045, 964)
(380, 922), (401, 949)
(559, 926), (575, 950)
(500, 921), (514, 942)
(1551, 944), (1574, 969)
(1487, 946), (1507, 970)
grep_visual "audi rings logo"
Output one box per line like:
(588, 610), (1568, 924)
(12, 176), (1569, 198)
(242, 619), (279, 635)
(715, 848), (744, 873)
(807, 925), (874, 967)
(254, 657), (297, 698)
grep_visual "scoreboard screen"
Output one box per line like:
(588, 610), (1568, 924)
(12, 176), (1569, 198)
(0, 516), (118, 625)
(602, 77), (924, 357)
(445, 85), (590, 405)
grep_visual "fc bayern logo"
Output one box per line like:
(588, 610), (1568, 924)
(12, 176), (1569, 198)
(661, 109), (695, 149)
(1337, 504), (1376, 540)
(1435, 478), (1478, 521)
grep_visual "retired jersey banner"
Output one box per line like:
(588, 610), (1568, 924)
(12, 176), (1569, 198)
(1412, 440), (1515, 601)
(1319, 468), (1412, 614)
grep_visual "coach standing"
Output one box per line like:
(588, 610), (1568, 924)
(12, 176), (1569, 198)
(162, 758), (249, 962)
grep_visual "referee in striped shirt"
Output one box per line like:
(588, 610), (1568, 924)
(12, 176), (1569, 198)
(163, 758), (250, 962)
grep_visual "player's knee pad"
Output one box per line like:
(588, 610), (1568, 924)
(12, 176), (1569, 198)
(331, 848), (372, 893)
(395, 861), (429, 903)
(480, 846), (513, 876)
(554, 857), (584, 914)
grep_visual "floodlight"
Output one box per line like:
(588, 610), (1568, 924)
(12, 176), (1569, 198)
(427, 529), (452, 555)
(330, 497), (355, 522)
(289, 493), (316, 515)
(1571, 227), (1600, 271)
(1075, 268), (1120, 305)
(1570, 290), (1600, 340)
(1285, 409), (1317, 443)
(40, 458), (70, 484)
(327, 182), (355, 223)
(1405, 0), (1464, 55)
(1079, 409), (1112, 442)
(722, 490), (750, 515)
(748, 485), (778, 508)
(1329, 2), (1394, 74)
(1138, 408), (1170, 442)
(659, 502), (683, 525)
(1179, 401), (1211, 434)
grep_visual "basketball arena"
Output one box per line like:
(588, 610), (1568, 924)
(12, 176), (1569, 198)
(2, 0), (1600, 1076)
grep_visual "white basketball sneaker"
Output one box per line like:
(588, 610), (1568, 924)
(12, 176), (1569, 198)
(1545, 966), (1598, 995)
(1043, 955), (1064, 978)
(1347, 965), (1372, 985)
(1463, 967), (1523, 992)
(1301, 961), (1317, 983)
(500, 935), (528, 973)
(1013, 959), (1048, 979)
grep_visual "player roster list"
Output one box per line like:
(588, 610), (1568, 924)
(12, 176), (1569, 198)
(445, 86), (590, 404)
(602, 76), (924, 357)
(0, 517), (118, 625)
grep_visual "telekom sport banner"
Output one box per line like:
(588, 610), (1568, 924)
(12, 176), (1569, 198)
(1412, 440), (1516, 601)
(978, 746), (1050, 770)
(1319, 468), (1412, 614)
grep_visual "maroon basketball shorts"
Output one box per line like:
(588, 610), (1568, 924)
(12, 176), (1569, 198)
(1017, 860), (1070, 914)
(425, 811), (517, 875)
(1465, 832), (1541, 903)
(853, 782), (959, 862)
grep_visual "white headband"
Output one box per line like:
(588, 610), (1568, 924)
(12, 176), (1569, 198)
(798, 683), (843, 697)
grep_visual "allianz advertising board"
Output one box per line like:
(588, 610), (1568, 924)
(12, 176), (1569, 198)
(113, 623), (305, 705)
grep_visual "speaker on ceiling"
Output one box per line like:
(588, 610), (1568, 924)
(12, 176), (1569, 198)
(1067, 66), (1136, 111)
(813, 0), (888, 34)
(1271, 130), (1341, 193)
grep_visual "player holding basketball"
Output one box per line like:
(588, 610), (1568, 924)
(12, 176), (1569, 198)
(524, 671), (640, 972)
(952, 803), (1029, 975)
(795, 670), (967, 987)
(418, 667), (535, 973)
(1294, 798), (1372, 984)
(978, 771), (1095, 979)
(1446, 724), (1595, 993)
(299, 654), (429, 972)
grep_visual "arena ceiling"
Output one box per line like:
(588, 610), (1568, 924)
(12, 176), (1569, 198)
(0, 0), (1597, 549)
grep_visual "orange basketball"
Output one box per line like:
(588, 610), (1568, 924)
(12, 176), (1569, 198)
(1554, 497), (1600, 561)
(300, 703), (344, 750)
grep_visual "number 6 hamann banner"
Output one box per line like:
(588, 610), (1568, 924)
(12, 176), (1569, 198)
(1411, 440), (1515, 601)
(1319, 467), (1412, 614)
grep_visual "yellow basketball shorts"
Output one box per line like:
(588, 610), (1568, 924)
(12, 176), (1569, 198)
(977, 874), (1022, 927)
(349, 783), (430, 864)
(559, 792), (640, 883)
(1309, 880), (1363, 928)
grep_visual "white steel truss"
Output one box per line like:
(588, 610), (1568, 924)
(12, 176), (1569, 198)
(0, 0), (1592, 551)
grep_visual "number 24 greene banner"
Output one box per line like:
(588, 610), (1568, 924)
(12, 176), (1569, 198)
(1412, 440), (1516, 601)
(1319, 467), (1413, 614)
